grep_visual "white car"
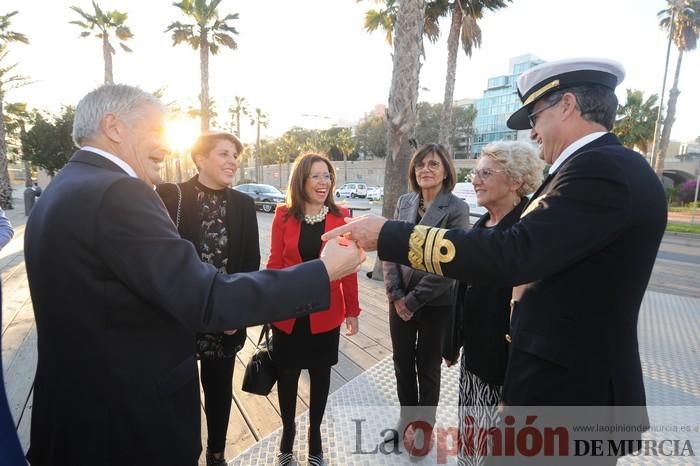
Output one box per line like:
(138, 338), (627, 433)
(335, 182), (368, 199)
(366, 186), (383, 201)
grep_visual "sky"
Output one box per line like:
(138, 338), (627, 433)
(3, 0), (699, 146)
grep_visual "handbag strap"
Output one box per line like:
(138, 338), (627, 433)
(174, 183), (183, 229)
(255, 324), (271, 348)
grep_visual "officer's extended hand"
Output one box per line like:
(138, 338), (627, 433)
(321, 215), (387, 252)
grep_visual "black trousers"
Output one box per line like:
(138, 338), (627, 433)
(389, 303), (451, 424)
(200, 357), (236, 452)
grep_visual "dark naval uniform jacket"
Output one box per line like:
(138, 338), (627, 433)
(379, 134), (666, 414)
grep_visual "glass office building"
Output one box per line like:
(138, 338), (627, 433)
(471, 54), (544, 156)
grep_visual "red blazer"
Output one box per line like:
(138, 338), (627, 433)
(267, 205), (360, 334)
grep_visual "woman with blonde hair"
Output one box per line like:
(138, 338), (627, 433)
(444, 140), (544, 465)
(267, 153), (361, 466)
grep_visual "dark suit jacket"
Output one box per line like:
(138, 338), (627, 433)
(379, 134), (666, 412)
(383, 190), (469, 312)
(156, 176), (261, 352)
(24, 150), (330, 466)
(268, 205), (360, 335)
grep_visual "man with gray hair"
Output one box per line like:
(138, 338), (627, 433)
(24, 84), (364, 466)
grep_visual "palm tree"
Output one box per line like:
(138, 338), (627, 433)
(0, 11), (29, 209)
(334, 128), (356, 183)
(69, 1), (133, 84)
(654, 0), (700, 175)
(4, 101), (31, 185)
(438, 0), (511, 151)
(228, 95), (249, 137)
(367, 0), (426, 280)
(250, 108), (268, 183)
(615, 89), (659, 158)
(363, 0), (442, 47)
(166, 0), (239, 132)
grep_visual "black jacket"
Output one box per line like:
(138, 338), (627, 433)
(156, 176), (261, 353)
(24, 150), (330, 466)
(379, 133), (666, 414)
(445, 197), (527, 386)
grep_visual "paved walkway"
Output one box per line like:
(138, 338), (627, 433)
(2, 183), (699, 464)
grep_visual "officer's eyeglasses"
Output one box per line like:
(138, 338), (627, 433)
(467, 168), (505, 182)
(309, 173), (332, 182)
(527, 98), (561, 127)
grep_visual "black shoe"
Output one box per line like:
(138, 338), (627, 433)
(205, 449), (227, 466)
(307, 452), (325, 466)
(277, 451), (296, 466)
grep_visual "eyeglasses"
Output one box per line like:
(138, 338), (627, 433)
(527, 98), (561, 127)
(415, 160), (442, 171)
(467, 168), (504, 182)
(309, 173), (332, 182)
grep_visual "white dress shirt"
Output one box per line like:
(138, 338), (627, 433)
(82, 146), (138, 178)
(549, 132), (607, 174)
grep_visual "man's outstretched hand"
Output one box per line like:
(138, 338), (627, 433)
(321, 215), (388, 252)
(320, 236), (366, 281)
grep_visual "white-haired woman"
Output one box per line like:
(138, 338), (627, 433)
(443, 140), (544, 466)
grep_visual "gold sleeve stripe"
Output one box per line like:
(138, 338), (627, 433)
(423, 227), (440, 274)
(433, 228), (456, 276)
(408, 225), (428, 271)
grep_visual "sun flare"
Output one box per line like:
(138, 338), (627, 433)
(165, 117), (201, 154)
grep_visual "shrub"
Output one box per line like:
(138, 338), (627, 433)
(678, 180), (699, 204)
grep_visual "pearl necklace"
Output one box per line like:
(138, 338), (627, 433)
(304, 205), (329, 224)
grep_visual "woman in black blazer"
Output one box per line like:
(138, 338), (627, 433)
(443, 140), (543, 466)
(157, 132), (260, 466)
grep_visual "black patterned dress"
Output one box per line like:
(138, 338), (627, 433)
(194, 181), (234, 360)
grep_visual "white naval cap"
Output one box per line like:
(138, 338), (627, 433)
(506, 57), (625, 130)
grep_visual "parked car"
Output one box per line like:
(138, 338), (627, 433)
(335, 182), (368, 199)
(366, 186), (383, 201)
(234, 183), (286, 213)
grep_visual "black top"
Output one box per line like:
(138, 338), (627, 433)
(457, 199), (527, 386)
(298, 220), (324, 262)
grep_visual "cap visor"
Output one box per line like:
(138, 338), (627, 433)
(506, 106), (532, 130)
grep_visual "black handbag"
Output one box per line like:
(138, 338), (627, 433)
(241, 325), (277, 396)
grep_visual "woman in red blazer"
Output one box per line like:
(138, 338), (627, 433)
(267, 153), (360, 466)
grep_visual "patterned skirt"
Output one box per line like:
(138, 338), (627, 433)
(458, 351), (503, 466)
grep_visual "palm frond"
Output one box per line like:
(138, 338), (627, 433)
(115, 26), (133, 41)
(111, 11), (128, 24)
(460, 14), (481, 57)
(68, 6), (95, 24)
(213, 32), (237, 49)
(119, 42), (133, 53)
